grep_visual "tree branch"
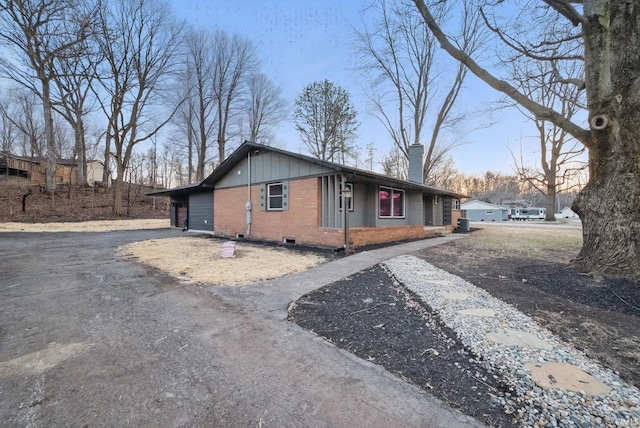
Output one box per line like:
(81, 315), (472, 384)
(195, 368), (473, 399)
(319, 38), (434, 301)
(480, 8), (583, 62)
(542, 0), (586, 27)
(550, 61), (585, 90)
(411, 0), (591, 147)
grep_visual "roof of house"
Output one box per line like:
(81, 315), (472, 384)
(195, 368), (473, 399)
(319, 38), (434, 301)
(460, 199), (507, 210)
(150, 141), (466, 198)
(0, 152), (101, 166)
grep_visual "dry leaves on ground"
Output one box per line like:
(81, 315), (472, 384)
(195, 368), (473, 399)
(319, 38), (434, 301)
(119, 236), (327, 286)
(0, 219), (169, 232)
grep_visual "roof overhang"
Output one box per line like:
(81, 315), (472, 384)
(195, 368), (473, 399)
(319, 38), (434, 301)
(147, 182), (214, 197)
(150, 141), (467, 199)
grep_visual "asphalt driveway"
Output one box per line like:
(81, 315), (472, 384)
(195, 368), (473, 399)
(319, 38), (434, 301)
(0, 229), (482, 427)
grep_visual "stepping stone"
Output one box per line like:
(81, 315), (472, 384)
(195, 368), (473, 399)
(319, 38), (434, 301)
(439, 291), (469, 300)
(458, 308), (496, 318)
(526, 362), (612, 397)
(486, 329), (553, 350)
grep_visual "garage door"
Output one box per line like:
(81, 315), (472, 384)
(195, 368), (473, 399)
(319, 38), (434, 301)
(188, 191), (214, 231)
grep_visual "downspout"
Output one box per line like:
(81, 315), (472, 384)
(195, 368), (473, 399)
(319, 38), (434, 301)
(246, 151), (252, 236)
(342, 174), (349, 252)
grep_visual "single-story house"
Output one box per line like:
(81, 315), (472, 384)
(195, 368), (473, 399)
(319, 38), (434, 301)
(151, 141), (465, 251)
(461, 200), (509, 222)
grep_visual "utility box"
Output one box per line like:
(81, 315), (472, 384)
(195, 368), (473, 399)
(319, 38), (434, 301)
(457, 218), (470, 233)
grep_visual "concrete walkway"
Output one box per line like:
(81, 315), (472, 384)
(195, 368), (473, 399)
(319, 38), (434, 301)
(205, 234), (484, 427)
(210, 235), (466, 321)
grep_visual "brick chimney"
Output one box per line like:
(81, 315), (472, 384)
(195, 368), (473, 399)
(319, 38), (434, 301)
(408, 143), (424, 184)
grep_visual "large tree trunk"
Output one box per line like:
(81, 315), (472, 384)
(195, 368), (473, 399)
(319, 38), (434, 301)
(42, 81), (56, 194)
(103, 134), (111, 186)
(544, 160), (557, 222)
(188, 127), (194, 183)
(74, 115), (87, 187)
(112, 162), (125, 216)
(545, 181), (556, 222)
(571, 1), (640, 280)
(572, 125), (640, 279)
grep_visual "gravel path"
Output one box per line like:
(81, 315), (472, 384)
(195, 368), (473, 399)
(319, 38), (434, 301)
(383, 255), (640, 427)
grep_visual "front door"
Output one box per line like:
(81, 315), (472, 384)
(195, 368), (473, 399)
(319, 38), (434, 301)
(424, 195), (434, 226)
(176, 204), (187, 228)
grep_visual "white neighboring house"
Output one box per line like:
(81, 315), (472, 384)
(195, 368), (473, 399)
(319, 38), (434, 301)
(555, 206), (579, 219)
(461, 200), (509, 222)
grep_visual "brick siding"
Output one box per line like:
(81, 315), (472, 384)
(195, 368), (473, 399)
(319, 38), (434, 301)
(214, 176), (457, 249)
(215, 178), (344, 248)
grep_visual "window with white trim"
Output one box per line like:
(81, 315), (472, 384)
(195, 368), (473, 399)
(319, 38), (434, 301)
(379, 186), (405, 218)
(267, 183), (284, 210)
(453, 199), (460, 210)
(434, 195), (440, 205)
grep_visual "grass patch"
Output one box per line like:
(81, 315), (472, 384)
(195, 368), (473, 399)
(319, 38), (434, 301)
(463, 226), (582, 263)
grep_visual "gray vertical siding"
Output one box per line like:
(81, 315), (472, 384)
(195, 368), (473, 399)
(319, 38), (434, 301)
(216, 151), (335, 189)
(464, 209), (505, 222)
(188, 191), (214, 231)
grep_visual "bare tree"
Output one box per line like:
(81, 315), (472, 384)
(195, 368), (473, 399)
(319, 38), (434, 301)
(364, 141), (376, 171)
(244, 73), (288, 145)
(380, 145), (408, 180)
(507, 51), (587, 221)
(2, 88), (45, 158)
(355, 0), (484, 182)
(0, 0), (94, 193)
(172, 64), (197, 183)
(50, 22), (101, 187)
(94, 0), (183, 215)
(428, 157), (460, 191)
(211, 30), (258, 165)
(294, 80), (359, 162)
(180, 29), (215, 181)
(0, 91), (19, 155)
(412, 0), (640, 280)
(0, 93), (19, 176)
(157, 141), (183, 189)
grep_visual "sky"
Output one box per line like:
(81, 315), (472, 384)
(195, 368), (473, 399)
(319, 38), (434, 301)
(168, 0), (542, 176)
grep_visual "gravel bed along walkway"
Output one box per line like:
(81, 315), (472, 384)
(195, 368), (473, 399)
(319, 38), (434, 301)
(383, 255), (640, 428)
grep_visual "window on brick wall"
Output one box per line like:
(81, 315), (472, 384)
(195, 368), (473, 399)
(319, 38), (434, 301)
(379, 186), (405, 218)
(453, 199), (460, 210)
(267, 183), (284, 210)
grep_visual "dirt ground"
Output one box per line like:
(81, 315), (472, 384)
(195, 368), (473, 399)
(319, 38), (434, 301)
(290, 223), (640, 427)
(0, 177), (167, 222)
(119, 236), (328, 286)
(0, 220), (328, 286)
(0, 219), (169, 232)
